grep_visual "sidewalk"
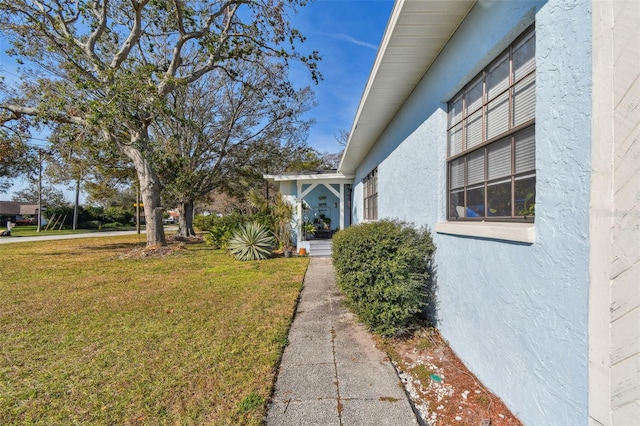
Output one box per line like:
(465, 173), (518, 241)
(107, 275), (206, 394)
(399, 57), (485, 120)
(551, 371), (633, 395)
(266, 257), (418, 425)
(0, 229), (157, 244)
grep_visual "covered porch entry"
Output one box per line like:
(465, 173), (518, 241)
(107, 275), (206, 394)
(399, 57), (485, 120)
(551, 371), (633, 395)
(263, 170), (354, 256)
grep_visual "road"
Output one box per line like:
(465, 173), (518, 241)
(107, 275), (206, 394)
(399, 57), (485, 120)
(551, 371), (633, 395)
(0, 228), (178, 245)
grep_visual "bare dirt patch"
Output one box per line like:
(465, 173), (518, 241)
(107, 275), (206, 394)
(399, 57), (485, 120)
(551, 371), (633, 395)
(118, 234), (204, 259)
(378, 328), (523, 426)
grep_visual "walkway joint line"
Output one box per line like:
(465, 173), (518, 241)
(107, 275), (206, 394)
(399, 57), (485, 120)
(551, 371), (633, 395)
(330, 324), (344, 426)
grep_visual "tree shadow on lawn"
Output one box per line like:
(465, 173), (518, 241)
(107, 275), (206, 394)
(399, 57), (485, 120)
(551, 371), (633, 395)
(79, 242), (144, 252)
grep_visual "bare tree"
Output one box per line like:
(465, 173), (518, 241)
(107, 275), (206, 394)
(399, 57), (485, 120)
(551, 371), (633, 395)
(0, 0), (319, 245)
(0, 105), (35, 193)
(11, 178), (68, 207)
(156, 61), (315, 237)
(335, 129), (349, 147)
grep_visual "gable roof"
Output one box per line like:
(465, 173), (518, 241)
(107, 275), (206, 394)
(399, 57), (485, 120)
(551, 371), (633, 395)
(338, 0), (476, 174)
(0, 201), (39, 216)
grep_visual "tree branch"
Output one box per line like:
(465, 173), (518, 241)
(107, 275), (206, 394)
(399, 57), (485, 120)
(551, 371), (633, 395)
(110, 0), (149, 70)
(84, 0), (109, 71)
(0, 104), (85, 126)
(158, 1), (241, 97)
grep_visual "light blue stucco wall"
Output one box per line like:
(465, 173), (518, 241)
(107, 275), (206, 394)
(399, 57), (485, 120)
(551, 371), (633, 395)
(350, 1), (592, 424)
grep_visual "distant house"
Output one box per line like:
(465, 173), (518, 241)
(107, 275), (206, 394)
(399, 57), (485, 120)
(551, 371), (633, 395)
(265, 1), (639, 423)
(0, 201), (40, 226)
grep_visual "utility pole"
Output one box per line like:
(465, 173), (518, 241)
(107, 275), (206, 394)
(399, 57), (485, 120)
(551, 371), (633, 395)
(37, 148), (42, 232)
(73, 176), (80, 230)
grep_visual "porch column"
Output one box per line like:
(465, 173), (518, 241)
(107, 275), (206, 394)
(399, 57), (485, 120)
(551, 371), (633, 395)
(296, 181), (303, 244)
(339, 183), (345, 230)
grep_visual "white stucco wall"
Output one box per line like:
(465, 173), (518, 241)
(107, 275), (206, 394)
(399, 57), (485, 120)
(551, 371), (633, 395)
(590, 1), (640, 424)
(350, 1), (593, 423)
(607, 1), (640, 420)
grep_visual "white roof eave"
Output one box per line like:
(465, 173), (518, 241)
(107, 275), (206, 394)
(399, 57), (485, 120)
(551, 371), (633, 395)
(263, 172), (355, 183)
(338, 0), (476, 174)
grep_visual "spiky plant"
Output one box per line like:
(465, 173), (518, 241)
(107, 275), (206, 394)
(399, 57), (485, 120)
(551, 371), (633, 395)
(228, 222), (276, 261)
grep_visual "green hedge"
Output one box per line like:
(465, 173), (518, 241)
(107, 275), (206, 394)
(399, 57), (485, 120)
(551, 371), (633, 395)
(332, 220), (435, 337)
(194, 213), (247, 249)
(195, 212), (279, 249)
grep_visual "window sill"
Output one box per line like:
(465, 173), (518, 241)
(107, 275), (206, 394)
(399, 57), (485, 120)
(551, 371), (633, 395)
(435, 221), (535, 244)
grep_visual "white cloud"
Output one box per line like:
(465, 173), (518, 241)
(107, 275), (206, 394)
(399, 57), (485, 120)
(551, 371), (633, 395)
(321, 32), (379, 51)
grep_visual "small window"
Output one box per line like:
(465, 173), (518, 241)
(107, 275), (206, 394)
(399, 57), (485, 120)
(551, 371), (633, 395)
(363, 168), (378, 220)
(447, 26), (535, 222)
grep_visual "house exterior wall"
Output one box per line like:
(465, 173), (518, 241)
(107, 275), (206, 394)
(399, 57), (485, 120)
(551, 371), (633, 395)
(302, 185), (341, 232)
(607, 2), (640, 421)
(590, 1), (640, 424)
(350, 1), (594, 423)
(278, 181), (299, 243)
(279, 179), (351, 246)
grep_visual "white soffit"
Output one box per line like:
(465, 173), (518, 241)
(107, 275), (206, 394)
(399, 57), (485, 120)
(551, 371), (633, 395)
(339, 0), (476, 173)
(263, 172), (354, 182)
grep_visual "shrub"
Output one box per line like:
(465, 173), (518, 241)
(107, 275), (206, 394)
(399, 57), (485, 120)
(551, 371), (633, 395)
(204, 225), (235, 249)
(332, 220), (435, 337)
(193, 214), (221, 231)
(103, 206), (133, 226)
(228, 222), (276, 261)
(195, 213), (247, 249)
(43, 206), (74, 227)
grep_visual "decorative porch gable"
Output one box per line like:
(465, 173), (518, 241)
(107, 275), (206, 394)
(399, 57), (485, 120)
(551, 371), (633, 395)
(263, 170), (354, 250)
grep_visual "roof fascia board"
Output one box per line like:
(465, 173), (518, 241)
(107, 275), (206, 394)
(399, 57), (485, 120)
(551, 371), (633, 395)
(338, 0), (477, 174)
(263, 173), (354, 182)
(338, 0), (405, 173)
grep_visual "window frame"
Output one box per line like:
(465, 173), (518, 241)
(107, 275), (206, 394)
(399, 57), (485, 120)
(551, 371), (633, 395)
(363, 167), (378, 221)
(447, 26), (536, 223)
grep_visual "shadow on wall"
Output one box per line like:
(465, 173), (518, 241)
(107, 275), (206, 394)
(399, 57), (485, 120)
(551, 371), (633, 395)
(421, 257), (439, 327)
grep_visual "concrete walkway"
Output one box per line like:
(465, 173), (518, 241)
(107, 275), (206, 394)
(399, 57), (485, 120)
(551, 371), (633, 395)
(267, 257), (418, 425)
(0, 228), (171, 244)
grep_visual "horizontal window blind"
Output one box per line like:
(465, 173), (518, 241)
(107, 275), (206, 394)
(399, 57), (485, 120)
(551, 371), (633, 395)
(467, 150), (485, 185)
(488, 138), (512, 180)
(515, 127), (535, 173)
(449, 95), (463, 127)
(487, 53), (509, 100)
(447, 25), (536, 221)
(450, 158), (465, 189)
(513, 32), (535, 80)
(486, 92), (509, 140)
(466, 77), (483, 114)
(449, 124), (463, 156)
(364, 168), (378, 220)
(466, 111), (483, 149)
(513, 74), (535, 126)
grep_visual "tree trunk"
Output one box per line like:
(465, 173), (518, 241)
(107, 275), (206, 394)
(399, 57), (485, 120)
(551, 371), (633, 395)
(140, 175), (166, 246)
(176, 199), (196, 237)
(120, 143), (166, 246)
(73, 177), (80, 230)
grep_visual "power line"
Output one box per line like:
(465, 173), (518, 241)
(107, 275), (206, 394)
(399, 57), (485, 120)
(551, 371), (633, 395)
(10, 139), (50, 149)
(0, 68), (22, 80)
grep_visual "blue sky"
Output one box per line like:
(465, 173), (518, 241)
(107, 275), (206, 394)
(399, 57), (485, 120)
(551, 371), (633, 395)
(0, 1), (394, 153)
(1, 0), (394, 199)
(291, 0), (394, 154)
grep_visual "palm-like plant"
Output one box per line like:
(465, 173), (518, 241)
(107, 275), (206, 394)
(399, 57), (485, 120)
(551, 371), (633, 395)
(228, 222), (276, 261)
(272, 197), (294, 249)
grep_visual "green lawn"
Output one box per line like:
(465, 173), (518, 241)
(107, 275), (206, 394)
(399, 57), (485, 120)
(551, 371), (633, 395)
(0, 235), (309, 425)
(6, 225), (140, 238)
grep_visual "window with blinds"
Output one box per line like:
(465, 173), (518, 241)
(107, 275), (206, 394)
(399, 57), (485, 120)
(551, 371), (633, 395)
(363, 168), (378, 220)
(447, 26), (536, 221)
